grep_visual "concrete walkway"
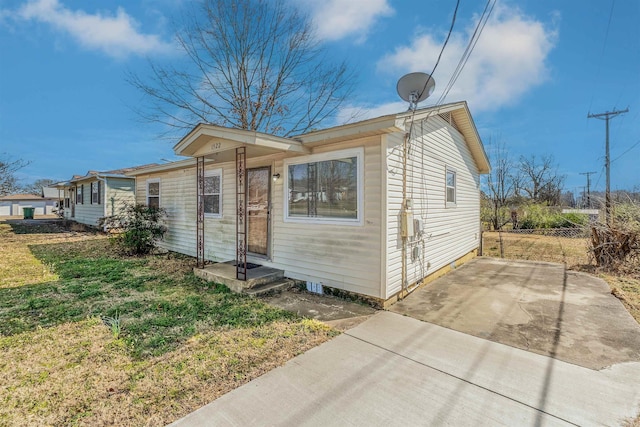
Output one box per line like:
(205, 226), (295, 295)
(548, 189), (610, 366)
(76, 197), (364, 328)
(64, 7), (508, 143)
(170, 311), (640, 426)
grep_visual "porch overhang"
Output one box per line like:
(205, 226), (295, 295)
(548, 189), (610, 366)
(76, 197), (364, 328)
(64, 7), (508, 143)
(173, 124), (310, 160)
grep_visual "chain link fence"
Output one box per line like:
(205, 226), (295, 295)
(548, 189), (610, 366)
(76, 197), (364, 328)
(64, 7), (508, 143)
(481, 228), (592, 267)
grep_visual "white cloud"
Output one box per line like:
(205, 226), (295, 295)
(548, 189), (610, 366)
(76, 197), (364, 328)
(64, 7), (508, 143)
(7, 0), (173, 58)
(376, 3), (557, 112)
(300, 0), (394, 42)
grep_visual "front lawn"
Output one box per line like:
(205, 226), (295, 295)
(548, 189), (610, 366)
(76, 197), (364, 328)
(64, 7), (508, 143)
(0, 220), (336, 426)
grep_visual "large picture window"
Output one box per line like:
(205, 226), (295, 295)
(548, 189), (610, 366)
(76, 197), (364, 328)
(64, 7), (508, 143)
(284, 148), (363, 224)
(147, 179), (160, 208)
(203, 170), (222, 216)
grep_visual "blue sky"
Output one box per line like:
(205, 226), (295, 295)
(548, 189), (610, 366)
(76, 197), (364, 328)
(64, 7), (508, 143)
(1, 0), (638, 195)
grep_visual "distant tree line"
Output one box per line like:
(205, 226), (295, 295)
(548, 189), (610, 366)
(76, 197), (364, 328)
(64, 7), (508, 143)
(482, 141), (566, 230)
(0, 153), (56, 197)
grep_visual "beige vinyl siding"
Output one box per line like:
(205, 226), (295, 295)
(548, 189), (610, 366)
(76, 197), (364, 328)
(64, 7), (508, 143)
(73, 180), (104, 226)
(136, 136), (384, 298)
(134, 165), (237, 261)
(259, 136), (383, 298)
(386, 115), (480, 298)
(106, 178), (136, 217)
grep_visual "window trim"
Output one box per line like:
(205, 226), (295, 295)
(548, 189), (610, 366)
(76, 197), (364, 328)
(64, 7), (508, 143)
(91, 181), (100, 205)
(146, 178), (160, 208)
(283, 147), (364, 226)
(203, 169), (222, 218)
(76, 184), (83, 205)
(446, 167), (457, 206)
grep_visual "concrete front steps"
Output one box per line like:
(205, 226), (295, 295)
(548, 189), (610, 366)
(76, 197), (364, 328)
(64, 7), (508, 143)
(194, 260), (294, 296)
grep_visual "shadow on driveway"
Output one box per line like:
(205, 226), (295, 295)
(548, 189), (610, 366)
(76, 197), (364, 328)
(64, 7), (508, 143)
(390, 257), (640, 370)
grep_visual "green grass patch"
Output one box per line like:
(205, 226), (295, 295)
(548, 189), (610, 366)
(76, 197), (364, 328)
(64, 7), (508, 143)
(1, 237), (295, 360)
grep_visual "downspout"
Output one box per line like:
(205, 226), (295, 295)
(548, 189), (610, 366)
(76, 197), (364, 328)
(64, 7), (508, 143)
(401, 130), (409, 299)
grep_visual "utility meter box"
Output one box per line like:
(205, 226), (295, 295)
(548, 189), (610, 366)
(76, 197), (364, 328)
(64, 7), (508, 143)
(401, 210), (414, 237)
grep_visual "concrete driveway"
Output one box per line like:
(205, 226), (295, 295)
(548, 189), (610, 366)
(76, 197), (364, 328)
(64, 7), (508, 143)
(171, 257), (640, 426)
(390, 257), (640, 370)
(172, 311), (640, 426)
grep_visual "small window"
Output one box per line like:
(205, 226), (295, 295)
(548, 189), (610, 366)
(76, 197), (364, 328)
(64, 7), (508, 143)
(202, 170), (222, 217)
(91, 181), (100, 204)
(446, 169), (456, 205)
(76, 185), (83, 204)
(147, 179), (160, 208)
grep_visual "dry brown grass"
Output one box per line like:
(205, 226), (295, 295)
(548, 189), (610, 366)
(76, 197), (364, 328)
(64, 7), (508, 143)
(0, 219), (336, 425)
(482, 231), (591, 268)
(0, 317), (331, 426)
(0, 221), (102, 288)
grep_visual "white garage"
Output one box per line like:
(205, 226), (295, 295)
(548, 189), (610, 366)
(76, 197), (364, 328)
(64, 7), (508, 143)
(0, 201), (11, 216)
(0, 194), (57, 217)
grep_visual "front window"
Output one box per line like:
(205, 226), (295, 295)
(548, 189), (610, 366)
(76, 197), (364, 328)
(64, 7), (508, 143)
(446, 168), (456, 205)
(203, 170), (222, 216)
(285, 148), (363, 224)
(91, 181), (100, 204)
(76, 185), (83, 204)
(147, 179), (160, 208)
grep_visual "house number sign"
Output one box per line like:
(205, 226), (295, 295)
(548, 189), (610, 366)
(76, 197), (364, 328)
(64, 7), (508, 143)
(211, 142), (222, 151)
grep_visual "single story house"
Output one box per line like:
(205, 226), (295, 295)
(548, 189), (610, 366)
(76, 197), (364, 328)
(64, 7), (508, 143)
(56, 166), (153, 227)
(0, 193), (57, 216)
(128, 101), (490, 306)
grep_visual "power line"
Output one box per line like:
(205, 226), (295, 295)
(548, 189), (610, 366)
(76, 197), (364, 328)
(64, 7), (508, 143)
(587, 107), (628, 224)
(588, 0), (616, 113)
(579, 171), (597, 207)
(416, 0), (460, 103)
(611, 139), (640, 163)
(437, 0), (497, 105)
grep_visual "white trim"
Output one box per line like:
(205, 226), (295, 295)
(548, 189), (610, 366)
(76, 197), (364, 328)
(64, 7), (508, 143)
(146, 178), (161, 208)
(203, 168), (222, 218)
(446, 166), (457, 207)
(283, 147), (364, 226)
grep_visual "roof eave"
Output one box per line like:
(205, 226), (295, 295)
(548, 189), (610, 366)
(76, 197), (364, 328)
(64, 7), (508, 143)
(173, 124), (309, 157)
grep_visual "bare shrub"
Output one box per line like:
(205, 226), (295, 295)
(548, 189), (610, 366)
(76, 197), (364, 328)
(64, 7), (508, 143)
(589, 201), (640, 274)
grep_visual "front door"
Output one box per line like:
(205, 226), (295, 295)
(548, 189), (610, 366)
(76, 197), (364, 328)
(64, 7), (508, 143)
(247, 167), (270, 256)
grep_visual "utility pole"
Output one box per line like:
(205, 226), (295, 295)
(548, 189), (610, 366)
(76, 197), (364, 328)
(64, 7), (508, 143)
(579, 171), (597, 208)
(587, 108), (628, 224)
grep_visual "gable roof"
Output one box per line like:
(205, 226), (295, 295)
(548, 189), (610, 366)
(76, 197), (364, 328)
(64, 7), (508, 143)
(169, 101), (489, 174)
(68, 164), (159, 184)
(0, 193), (44, 201)
(295, 101), (490, 174)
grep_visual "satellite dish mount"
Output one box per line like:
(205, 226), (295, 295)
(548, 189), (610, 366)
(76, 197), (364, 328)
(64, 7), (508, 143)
(396, 72), (436, 111)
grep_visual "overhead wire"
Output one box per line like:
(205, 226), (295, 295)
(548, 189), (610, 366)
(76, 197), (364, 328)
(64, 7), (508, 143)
(437, 0), (497, 105)
(587, 0), (616, 115)
(611, 140), (640, 163)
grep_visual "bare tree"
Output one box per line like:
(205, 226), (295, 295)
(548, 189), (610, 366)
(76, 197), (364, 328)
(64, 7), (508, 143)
(517, 154), (565, 205)
(22, 178), (57, 196)
(0, 154), (30, 196)
(130, 0), (353, 138)
(484, 140), (518, 229)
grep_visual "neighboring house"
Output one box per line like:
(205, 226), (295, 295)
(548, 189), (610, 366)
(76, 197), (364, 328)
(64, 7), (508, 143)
(0, 193), (57, 216)
(128, 102), (490, 306)
(55, 167), (154, 227)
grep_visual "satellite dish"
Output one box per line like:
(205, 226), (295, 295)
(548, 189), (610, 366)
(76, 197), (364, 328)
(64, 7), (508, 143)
(396, 72), (436, 110)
